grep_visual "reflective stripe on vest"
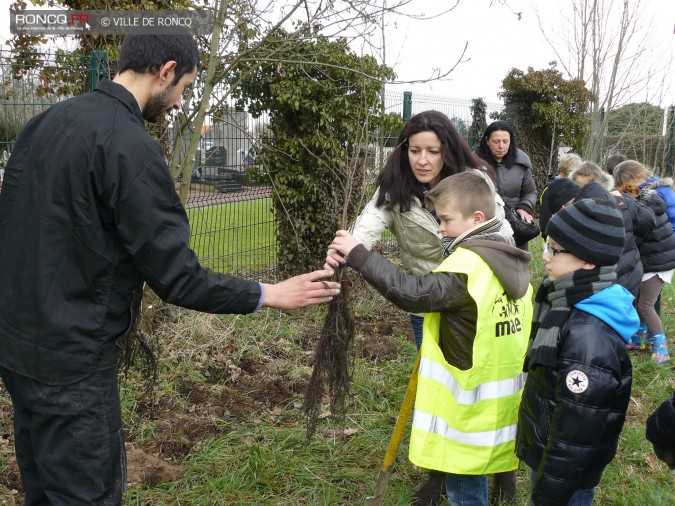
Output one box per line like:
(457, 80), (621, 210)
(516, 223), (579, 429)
(409, 247), (532, 475)
(418, 357), (527, 405)
(412, 410), (517, 447)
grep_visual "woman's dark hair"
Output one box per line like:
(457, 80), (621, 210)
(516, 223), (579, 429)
(475, 120), (518, 169)
(117, 33), (201, 86)
(375, 110), (486, 212)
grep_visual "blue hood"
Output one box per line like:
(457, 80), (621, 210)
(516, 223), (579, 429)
(574, 285), (639, 344)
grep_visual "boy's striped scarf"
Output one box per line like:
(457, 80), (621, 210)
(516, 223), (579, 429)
(441, 216), (505, 257)
(524, 265), (616, 370)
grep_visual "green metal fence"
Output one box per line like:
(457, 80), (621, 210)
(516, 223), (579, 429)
(17, 50), (673, 279)
(383, 90), (503, 146)
(0, 48), (282, 280)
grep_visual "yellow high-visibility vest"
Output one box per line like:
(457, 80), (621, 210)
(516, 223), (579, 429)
(409, 247), (532, 474)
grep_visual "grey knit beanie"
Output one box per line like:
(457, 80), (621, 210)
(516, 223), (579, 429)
(546, 198), (625, 266)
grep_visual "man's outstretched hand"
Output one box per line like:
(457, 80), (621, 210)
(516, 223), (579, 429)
(262, 269), (341, 309)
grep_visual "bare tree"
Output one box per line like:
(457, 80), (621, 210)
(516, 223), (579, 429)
(536, 0), (673, 163)
(169, 0), (470, 204)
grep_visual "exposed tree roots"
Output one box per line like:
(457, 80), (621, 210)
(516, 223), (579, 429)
(117, 286), (162, 394)
(303, 271), (356, 441)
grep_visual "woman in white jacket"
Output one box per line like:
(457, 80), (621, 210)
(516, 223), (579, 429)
(326, 110), (514, 505)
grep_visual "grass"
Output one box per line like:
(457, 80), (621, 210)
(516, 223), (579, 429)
(186, 197), (277, 276)
(1, 240), (674, 505)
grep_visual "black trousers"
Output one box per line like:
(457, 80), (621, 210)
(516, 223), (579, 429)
(0, 366), (126, 506)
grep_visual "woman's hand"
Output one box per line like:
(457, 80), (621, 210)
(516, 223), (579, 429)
(517, 209), (533, 223)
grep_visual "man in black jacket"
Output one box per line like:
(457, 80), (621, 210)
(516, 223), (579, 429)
(0, 33), (339, 505)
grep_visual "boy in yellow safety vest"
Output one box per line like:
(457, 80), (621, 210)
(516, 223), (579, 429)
(329, 170), (532, 505)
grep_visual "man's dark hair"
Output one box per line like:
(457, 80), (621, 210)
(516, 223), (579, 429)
(117, 33), (201, 85)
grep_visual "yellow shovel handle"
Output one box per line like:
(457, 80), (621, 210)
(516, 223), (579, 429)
(365, 352), (421, 505)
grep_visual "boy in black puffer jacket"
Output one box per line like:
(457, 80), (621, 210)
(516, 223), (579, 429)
(517, 199), (638, 506)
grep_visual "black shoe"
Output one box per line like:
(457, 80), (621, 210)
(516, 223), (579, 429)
(490, 471), (516, 504)
(412, 469), (445, 506)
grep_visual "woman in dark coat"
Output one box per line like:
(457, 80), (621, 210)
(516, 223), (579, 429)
(476, 121), (537, 250)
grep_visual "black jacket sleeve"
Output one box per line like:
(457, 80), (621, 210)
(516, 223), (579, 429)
(646, 393), (675, 469)
(111, 141), (261, 314)
(347, 244), (469, 313)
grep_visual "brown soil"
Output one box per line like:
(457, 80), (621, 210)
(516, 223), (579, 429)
(0, 393), (21, 498)
(126, 445), (184, 486)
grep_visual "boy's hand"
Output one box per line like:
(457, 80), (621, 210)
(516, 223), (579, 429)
(328, 230), (360, 261)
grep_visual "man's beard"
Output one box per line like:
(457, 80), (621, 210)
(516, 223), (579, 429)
(143, 85), (174, 124)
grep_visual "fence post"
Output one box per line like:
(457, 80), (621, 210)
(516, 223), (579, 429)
(90, 50), (108, 92)
(403, 91), (412, 122)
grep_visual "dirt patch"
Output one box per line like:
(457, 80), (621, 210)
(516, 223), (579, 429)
(0, 453), (20, 494)
(354, 309), (409, 360)
(127, 369), (302, 463)
(358, 335), (401, 361)
(137, 414), (223, 461)
(0, 389), (21, 496)
(126, 445), (184, 486)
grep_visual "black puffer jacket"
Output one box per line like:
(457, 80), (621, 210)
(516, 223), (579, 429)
(614, 194), (655, 295)
(635, 188), (675, 273)
(516, 309), (632, 506)
(646, 393), (675, 469)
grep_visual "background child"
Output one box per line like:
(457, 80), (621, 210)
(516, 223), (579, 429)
(538, 177), (580, 242)
(614, 160), (675, 365)
(557, 153), (583, 179)
(570, 161), (655, 297)
(329, 171), (532, 506)
(517, 198), (637, 506)
(570, 161), (613, 192)
(604, 153), (628, 175)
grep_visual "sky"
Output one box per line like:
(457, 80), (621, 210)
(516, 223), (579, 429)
(0, 0), (673, 106)
(381, 0), (675, 105)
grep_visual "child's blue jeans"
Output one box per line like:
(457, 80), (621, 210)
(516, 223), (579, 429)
(445, 473), (488, 505)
